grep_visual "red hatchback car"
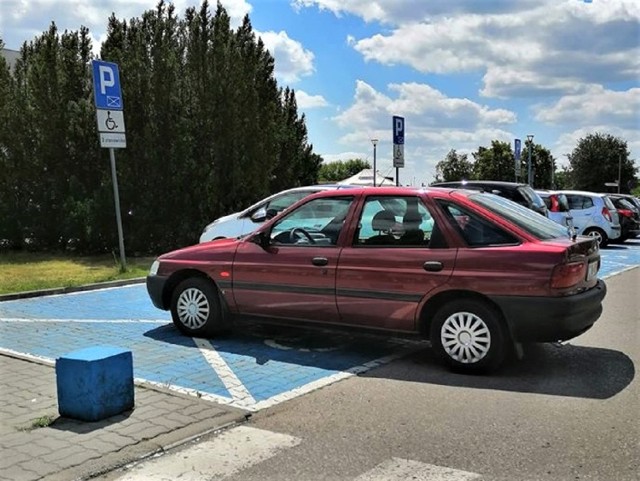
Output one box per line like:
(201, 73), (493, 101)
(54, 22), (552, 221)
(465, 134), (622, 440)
(147, 187), (606, 373)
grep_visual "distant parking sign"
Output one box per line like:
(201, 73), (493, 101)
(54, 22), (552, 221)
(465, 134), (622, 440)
(392, 116), (405, 168)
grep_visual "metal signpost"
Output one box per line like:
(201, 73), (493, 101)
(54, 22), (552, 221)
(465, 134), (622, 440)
(392, 116), (405, 186)
(92, 60), (127, 270)
(514, 138), (522, 181)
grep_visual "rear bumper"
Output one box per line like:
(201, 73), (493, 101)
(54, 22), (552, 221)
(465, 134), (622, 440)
(491, 279), (607, 342)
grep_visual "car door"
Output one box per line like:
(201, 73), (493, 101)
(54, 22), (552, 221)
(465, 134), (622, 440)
(231, 195), (354, 323)
(335, 194), (456, 332)
(566, 194), (594, 234)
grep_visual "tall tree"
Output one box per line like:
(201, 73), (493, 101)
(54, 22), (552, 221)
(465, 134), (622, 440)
(568, 133), (637, 193)
(472, 140), (515, 182)
(433, 149), (474, 183)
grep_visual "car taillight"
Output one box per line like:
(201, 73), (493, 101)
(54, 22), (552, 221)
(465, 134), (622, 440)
(602, 207), (612, 222)
(618, 209), (633, 218)
(551, 261), (586, 289)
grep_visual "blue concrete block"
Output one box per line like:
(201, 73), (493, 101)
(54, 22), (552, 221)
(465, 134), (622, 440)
(56, 345), (134, 422)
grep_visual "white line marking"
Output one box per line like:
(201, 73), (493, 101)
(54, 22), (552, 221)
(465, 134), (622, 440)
(250, 344), (423, 412)
(355, 458), (482, 481)
(112, 425), (300, 480)
(194, 338), (257, 408)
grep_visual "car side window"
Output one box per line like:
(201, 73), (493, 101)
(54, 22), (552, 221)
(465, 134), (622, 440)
(270, 197), (353, 246)
(354, 196), (435, 247)
(567, 195), (593, 210)
(439, 201), (518, 247)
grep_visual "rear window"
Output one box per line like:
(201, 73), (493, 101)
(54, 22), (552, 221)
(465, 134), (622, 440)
(603, 196), (616, 210)
(519, 186), (546, 210)
(469, 193), (570, 240)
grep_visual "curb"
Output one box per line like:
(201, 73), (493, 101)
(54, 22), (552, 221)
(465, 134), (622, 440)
(0, 277), (146, 302)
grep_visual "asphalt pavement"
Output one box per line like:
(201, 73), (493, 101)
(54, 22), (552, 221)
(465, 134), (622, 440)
(1, 239), (639, 480)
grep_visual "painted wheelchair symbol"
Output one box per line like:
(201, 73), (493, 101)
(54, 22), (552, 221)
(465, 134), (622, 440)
(105, 111), (118, 131)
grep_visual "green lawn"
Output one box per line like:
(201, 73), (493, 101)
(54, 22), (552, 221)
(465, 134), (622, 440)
(0, 252), (154, 295)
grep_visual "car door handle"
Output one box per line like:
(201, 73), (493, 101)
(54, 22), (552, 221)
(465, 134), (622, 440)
(312, 257), (329, 266)
(423, 261), (443, 272)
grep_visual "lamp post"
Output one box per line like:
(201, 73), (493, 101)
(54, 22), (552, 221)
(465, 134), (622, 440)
(526, 134), (534, 187)
(371, 138), (379, 187)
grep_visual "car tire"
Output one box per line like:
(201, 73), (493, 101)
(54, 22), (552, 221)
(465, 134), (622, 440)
(583, 227), (608, 247)
(170, 277), (226, 337)
(430, 299), (508, 374)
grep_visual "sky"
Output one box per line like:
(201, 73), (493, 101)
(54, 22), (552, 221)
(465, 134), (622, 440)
(1, 0), (639, 186)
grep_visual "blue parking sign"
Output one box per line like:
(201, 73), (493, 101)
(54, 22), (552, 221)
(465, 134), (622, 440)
(92, 60), (123, 110)
(393, 116), (404, 145)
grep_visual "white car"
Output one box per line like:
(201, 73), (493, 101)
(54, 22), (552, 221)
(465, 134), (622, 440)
(556, 190), (622, 246)
(199, 185), (358, 242)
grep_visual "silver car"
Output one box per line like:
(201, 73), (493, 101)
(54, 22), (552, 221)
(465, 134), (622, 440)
(556, 190), (622, 246)
(200, 185), (357, 242)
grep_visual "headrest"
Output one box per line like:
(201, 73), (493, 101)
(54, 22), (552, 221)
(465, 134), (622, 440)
(372, 210), (396, 231)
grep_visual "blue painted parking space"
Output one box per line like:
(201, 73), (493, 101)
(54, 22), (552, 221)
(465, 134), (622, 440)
(0, 285), (415, 410)
(1, 240), (638, 411)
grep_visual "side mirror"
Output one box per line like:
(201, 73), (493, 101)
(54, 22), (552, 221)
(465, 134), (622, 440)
(251, 207), (267, 223)
(266, 208), (278, 220)
(251, 230), (271, 249)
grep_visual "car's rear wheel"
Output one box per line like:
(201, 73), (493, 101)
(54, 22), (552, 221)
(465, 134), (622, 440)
(430, 299), (508, 373)
(583, 227), (608, 247)
(170, 277), (226, 337)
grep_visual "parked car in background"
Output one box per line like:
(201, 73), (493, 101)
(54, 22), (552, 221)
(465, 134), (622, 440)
(607, 196), (640, 241)
(148, 186), (606, 374)
(199, 185), (357, 242)
(536, 190), (574, 234)
(430, 180), (548, 217)
(607, 193), (640, 213)
(557, 191), (621, 246)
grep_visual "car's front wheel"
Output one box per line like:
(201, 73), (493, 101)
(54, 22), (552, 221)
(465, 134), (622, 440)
(170, 277), (226, 337)
(430, 299), (508, 373)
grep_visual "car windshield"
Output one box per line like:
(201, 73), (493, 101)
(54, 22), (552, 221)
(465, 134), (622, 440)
(469, 193), (570, 240)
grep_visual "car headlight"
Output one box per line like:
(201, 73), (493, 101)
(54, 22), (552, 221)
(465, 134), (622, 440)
(149, 260), (160, 276)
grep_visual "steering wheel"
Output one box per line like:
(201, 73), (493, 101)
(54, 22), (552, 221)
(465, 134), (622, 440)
(289, 227), (316, 244)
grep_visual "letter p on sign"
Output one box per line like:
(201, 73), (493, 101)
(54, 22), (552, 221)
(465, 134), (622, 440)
(392, 115), (404, 145)
(99, 66), (115, 95)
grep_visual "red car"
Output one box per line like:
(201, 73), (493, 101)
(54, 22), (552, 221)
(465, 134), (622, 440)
(147, 187), (606, 373)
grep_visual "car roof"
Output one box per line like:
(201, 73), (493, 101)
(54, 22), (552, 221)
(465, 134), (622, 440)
(431, 180), (529, 189)
(555, 190), (609, 198)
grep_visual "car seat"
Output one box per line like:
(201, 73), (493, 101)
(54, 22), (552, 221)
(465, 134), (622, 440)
(400, 212), (425, 245)
(365, 210), (396, 245)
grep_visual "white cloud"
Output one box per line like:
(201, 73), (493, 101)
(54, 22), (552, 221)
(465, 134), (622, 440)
(534, 86), (640, 129)
(335, 80), (516, 135)
(259, 30), (315, 83)
(331, 80), (518, 182)
(300, 0), (640, 99)
(295, 90), (328, 108)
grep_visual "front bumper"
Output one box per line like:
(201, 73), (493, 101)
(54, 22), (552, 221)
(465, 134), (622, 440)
(491, 279), (607, 342)
(146, 275), (169, 310)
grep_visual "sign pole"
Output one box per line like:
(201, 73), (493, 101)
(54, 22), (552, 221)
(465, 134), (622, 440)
(109, 148), (126, 270)
(92, 59), (127, 271)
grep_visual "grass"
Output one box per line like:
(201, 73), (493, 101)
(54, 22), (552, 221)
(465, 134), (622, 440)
(0, 252), (154, 295)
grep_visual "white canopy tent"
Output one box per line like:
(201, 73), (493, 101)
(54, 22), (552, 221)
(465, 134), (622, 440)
(337, 169), (394, 186)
